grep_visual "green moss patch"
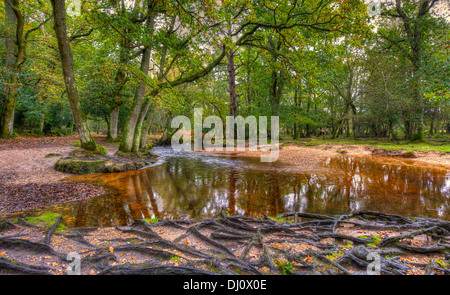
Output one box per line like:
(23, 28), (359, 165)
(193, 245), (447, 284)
(45, 153), (62, 158)
(143, 217), (160, 224)
(25, 212), (67, 233)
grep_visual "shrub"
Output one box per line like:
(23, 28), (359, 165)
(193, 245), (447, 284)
(96, 144), (108, 155)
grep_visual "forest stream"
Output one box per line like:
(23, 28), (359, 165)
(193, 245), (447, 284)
(8, 147), (449, 227)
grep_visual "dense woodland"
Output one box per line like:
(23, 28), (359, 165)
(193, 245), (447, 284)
(0, 0), (449, 153)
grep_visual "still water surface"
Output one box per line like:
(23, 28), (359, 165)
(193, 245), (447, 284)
(30, 147), (450, 227)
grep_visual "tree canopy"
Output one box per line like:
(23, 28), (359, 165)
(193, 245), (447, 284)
(1, 0), (448, 150)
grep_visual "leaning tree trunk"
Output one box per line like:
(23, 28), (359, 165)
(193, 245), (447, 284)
(51, 0), (97, 151)
(119, 15), (154, 153)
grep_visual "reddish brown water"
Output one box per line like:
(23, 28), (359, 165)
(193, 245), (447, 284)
(15, 148), (450, 227)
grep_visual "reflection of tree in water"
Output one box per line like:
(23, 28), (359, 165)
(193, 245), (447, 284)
(320, 156), (450, 218)
(147, 157), (230, 219)
(233, 156), (449, 219)
(228, 169), (236, 215)
(50, 154), (450, 227)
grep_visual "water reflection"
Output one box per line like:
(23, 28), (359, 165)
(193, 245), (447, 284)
(28, 149), (450, 227)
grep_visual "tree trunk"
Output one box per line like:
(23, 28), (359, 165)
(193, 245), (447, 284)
(140, 112), (154, 149)
(429, 115), (434, 136)
(305, 102), (311, 137)
(39, 113), (45, 133)
(226, 50), (237, 117)
(394, 0), (433, 141)
(119, 13), (155, 153)
(270, 70), (284, 116)
(1, 0), (23, 139)
(246, 49), (252, 116)
(51, 0), (97, 151)
(351, 103), (358, 138)
(109, 106), (120, 141)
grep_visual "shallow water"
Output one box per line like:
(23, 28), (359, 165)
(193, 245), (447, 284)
(18, 147), (450, 227)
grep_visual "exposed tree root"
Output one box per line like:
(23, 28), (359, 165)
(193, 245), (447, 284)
(0, 210), (448, 275)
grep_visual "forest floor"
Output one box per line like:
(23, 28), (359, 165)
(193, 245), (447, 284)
(0, 210), (448, 275)
(0, 135), (117, 214)
(0, 134), (119, 186)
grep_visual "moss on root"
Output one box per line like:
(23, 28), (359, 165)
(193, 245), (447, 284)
(25, 212), (67, 233)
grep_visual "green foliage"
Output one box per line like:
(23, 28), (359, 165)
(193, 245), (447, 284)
(326, 250), (344, 261)
(0, 0), (447, 145)
(336, 150), (348, 154)
(366, 235), (382, 248)
(295, 138), (450, 153)
(143, 217), (159, 224)
(274, 259), (294, 275)
(268, 216), (290, 223)
(436, 260), (448, 269)
(96, 144), (108, 156)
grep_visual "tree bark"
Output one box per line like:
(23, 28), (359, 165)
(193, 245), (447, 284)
(394, 0), (436, 141)
(109, 106), (120, 141)
(140, 112), (154, 149)
(1, 0), (24, 139)
(226, 50), (237, 117)
(119, 13), (155, 153)
(51, 0), (97, 151)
